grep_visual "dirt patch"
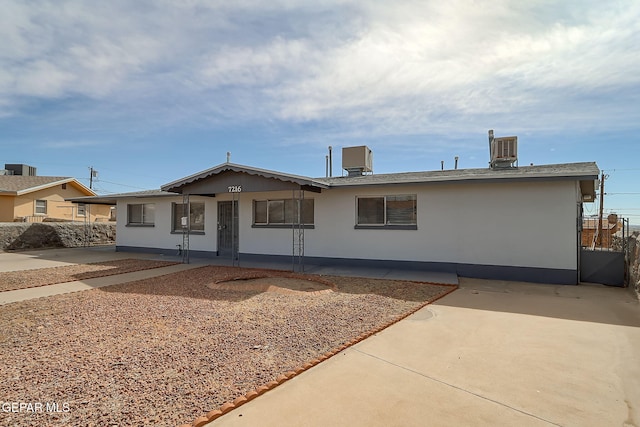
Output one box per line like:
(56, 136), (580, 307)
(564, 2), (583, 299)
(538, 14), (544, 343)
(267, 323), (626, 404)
(0, 259), (179, 292)
(0, 265), (455, 427)
(210, 276), (334, 295)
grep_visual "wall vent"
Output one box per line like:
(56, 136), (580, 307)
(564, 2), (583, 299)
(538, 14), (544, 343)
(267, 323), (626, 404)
(342, 146), (373, 177)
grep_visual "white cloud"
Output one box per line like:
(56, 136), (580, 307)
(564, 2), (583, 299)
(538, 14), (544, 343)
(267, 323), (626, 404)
(0, 0), (638, 140)
(198, 38), (311, 87)
(268, 0), (640, 132)
(13, 60), (75, 98)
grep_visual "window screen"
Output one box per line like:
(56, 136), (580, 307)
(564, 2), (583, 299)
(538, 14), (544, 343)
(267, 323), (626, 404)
(356, 195), (416, 226)
(253, 199), (314, 225)
(127, 203), (155, 225)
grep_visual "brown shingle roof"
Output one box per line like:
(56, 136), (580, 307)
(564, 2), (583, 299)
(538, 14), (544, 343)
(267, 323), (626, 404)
(0, 176), (94, 196)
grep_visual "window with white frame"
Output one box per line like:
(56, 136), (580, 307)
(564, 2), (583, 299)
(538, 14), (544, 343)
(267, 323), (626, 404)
(77, 203), (86, 217)
(172, 202), (205, 232)
(35, 199), (47, 215)
(127, 203), (155, 226)
(253, 199), (314, 226)
(356, 195), (416, 227)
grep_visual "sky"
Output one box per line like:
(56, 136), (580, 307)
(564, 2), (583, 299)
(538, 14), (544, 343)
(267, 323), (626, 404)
(1, 0), (639, 222)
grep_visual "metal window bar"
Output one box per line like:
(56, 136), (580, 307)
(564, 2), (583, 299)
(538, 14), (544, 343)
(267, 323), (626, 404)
(84, 204), (91, 247)
(624, 218), (630, 287)
(231, 192), (239, 266)
(292, 189), (305, 272)
(182, 194), (190, 264)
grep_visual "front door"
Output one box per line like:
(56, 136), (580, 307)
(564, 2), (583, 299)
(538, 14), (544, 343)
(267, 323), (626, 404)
(217, 201), (238, 258)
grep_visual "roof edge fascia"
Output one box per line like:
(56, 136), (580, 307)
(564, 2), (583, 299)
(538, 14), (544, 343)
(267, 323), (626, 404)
(161, 162), (329, 192)
(14, 178), (80, 196)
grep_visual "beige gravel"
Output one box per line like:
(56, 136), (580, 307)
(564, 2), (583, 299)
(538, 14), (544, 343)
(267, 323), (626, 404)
(0, 265), (454, 427)
(0, 259), (179, 292)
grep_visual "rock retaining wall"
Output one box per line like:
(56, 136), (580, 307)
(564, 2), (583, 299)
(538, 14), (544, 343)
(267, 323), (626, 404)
(0, 222), (115, 251)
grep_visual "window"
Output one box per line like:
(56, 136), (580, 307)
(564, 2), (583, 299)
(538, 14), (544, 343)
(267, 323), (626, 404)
(356, 195), (416, 228)
(172, 202), (205, 232)
(253, 199), (314, 226)
(127, 203), (155, 226)
(35, 200), (47, 215)
(77, 203), (86, 217)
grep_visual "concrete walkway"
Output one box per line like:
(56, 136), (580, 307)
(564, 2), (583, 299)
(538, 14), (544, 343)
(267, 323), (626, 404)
(0, 263), (202, 305)
(207, 279), (640, 427)
(0, 246), (206, 304)
(0, 245), (139, 272)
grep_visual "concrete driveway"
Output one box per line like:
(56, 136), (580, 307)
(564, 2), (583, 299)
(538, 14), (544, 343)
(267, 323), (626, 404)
(207, 279), (640, 427)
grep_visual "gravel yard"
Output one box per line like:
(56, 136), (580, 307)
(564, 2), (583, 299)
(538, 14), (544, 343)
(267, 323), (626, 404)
(0, 265), (455, 427)
(0, 259), (178, 292)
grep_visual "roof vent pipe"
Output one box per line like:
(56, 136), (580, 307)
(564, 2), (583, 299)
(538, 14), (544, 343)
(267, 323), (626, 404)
(328, 146), (333, 177)
(455, 156), (459, 170)
(441, 160), (444, 171)
(226, 152), (231, 163)
(325, 155), (329, 177)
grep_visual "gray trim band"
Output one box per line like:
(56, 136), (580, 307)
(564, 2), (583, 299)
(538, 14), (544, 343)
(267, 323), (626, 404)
(116, 246), (577, 285)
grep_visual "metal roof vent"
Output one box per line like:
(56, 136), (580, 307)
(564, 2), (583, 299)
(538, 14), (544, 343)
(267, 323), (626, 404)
(488, 130), (518, 169)
(342, 146), (373, 177)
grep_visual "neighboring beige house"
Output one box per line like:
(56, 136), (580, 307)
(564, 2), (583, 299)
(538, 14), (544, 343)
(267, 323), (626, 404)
(581, 216), (623, 249)
(0, 173), (111, 223)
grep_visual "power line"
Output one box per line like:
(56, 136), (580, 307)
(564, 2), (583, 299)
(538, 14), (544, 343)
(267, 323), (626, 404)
(605, 193), (640, 195)
(94, 179), (150, 190)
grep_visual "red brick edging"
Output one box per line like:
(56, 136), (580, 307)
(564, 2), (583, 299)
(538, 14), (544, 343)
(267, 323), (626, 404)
(180, 281), (458, 427)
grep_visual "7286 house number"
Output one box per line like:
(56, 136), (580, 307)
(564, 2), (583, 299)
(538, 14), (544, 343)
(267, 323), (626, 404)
(228, 185), (242, 193)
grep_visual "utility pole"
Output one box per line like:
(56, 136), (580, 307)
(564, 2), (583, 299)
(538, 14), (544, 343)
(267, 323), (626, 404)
(89, 167), (98, 189)
(596, 171), (606, 247)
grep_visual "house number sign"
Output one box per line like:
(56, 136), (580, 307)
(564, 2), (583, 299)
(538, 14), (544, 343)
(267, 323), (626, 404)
(228, 185), (242, 193)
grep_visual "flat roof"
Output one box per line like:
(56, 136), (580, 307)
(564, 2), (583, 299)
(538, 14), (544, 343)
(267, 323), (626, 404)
(68, 161), (599, 203)
(66, 190), (178, 205)
(315, 162), (599, 187)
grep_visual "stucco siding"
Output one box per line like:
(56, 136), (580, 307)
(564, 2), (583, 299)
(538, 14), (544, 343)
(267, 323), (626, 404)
(235, 191), (310, 256)
(114, 180), (580, 273)
(0, 196), (15, 222)
(116, 196), (218, 253)
(7, 185), (110, 221)
(306, 180), (577, 270)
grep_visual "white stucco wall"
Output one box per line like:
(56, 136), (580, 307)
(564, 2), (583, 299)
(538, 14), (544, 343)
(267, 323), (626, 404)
(116, 196), (218, 253)
(116, 179), (581, 272)
(234, 180), (579, 271)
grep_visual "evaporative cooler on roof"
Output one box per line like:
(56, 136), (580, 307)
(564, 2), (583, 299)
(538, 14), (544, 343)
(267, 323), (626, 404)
(488, 131), (518, 169)
(342, 146), (373, 176)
